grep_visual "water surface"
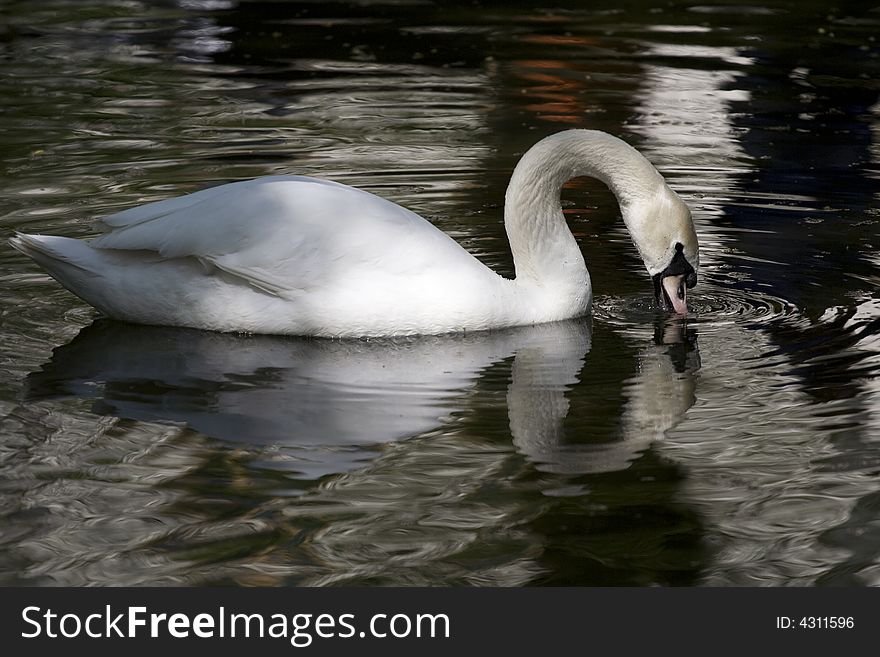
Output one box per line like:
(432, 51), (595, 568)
(1, 0), (879, 586)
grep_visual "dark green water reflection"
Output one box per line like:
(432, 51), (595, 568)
(1, 0), (879, 585)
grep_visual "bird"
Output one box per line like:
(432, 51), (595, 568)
(10, 129), (698, 338)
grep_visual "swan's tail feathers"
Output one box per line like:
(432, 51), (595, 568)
(10, 233), (101, 275)
(8, 233), (110, 313)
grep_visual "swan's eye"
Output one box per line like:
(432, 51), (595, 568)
(686, 272), (697, 288)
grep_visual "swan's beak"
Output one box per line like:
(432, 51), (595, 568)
(653, 242), (696, 315)
(661, 274), (688, 315)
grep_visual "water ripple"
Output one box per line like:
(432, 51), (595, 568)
(593, 282), (800, 336)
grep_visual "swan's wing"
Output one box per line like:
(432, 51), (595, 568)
(90, 176), (483, 298)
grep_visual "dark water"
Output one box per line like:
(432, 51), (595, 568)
(1, 0), (879, 586)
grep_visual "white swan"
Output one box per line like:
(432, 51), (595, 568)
(10, 130), (698, 337)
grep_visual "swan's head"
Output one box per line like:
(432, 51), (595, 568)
(624, 186), (699, 315)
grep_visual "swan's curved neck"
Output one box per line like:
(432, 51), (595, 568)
(503, 130), (665, 299)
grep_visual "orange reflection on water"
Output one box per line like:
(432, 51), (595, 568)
(509, 35), (602, 124)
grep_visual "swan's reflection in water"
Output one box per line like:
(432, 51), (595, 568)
(27, 319), (591, 478)
(28, 315), (701, 480)
(512, 314), (700, 476)
(23, 315), (705, 585)
(619, 317), (700, 462)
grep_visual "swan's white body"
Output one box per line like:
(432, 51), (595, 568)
(10, 130), (698, 337)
